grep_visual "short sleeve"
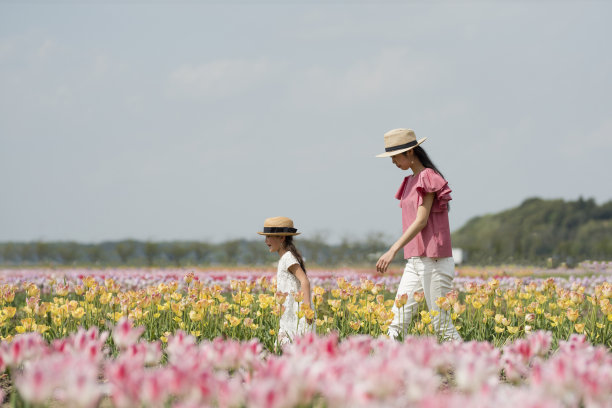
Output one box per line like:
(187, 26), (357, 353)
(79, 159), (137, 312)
(395, 177), (409, 200)
(415, 168), (452, 212)
(283, 252), (300, 270)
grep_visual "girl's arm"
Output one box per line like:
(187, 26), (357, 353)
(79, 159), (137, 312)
(288, 264), (312, 309)
(376, 192), (435, 274)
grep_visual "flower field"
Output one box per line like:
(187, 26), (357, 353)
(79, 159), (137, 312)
(0, 265), (611, 407)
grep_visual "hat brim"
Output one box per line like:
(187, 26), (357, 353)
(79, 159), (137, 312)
(257, 232), (300, 236)
(375, 137), (427, 158)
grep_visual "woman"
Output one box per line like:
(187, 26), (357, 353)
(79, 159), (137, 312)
(375, 128), (461, 341)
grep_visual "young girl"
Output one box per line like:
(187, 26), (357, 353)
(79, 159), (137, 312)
(258, 216), (313, 346)
(375, 128), (461, 341)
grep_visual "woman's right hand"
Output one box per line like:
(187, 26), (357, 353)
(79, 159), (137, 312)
(376, 249), (396, 274)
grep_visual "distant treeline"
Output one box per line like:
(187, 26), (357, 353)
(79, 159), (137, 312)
(452, 197), (612, 265)
(0, 234), (392, 268)
(2, 197), (611, 267)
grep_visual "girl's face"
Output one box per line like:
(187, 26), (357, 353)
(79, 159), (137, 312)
(265, 235), (285, 253)
(391, 151), (412, 170)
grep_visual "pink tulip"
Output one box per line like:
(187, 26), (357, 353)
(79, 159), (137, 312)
(166, 330), (198, 364)
(123, 341), (163, 365)
(139, 369), (172, 407)
(106, 355), (146, 408)
(112, 317), (145, 349)
(0, 332), (47, 368)
(14, 361), (56, 405)
(55, 358), (103, 408)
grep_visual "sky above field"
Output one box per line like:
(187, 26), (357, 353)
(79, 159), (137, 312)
(1, 1), (611, 244)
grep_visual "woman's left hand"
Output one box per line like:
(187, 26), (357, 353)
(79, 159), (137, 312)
(376, 249), (396, 274)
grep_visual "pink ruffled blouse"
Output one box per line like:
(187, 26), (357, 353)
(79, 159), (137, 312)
(395, 168), (453, 259)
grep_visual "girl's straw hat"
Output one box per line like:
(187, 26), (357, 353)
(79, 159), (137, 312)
(375, 128), (427, 158)
(257, 216), (300, 236)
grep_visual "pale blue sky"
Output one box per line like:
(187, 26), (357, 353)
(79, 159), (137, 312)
(1, 1), (611, 243)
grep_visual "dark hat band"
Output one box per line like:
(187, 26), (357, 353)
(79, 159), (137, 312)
(263, 227), (297, 233)
(385, 140), (417, 152)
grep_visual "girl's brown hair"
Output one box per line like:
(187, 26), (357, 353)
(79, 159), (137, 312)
(282, 236), (307, 274)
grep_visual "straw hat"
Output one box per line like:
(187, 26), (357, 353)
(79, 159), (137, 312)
(375, 128), (427, 158)
(257, 216), (300, 236)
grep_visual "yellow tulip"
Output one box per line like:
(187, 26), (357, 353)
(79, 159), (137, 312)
(3, 307), (16, 319)
(26, 284), (40, 297)
(360, 280), (374, 292)
(71, 307), (85, 319)
(84, 289), (97, 303)
(420, 311), (432, 324)
(395, 293), (408, 309)
(36, 325), (50, 334)
(0, 335), (13, 343)
(82, 277), (96, 288)
(453, 303), (466, 315)
(435, 297), (451, 311)
(99, 292), (112, 305)
(349, 321), (361, 331)
(293, 291), (304, 303)
(566, 308), (579, 322)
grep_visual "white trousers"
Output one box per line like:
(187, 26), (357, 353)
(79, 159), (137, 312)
(388, 256), (461, 341)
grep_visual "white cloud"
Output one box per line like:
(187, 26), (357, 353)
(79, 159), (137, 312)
(92, 54), (127, 78)
(568, 119), (612, 156)
(38, 85), (73, 108)
(167, 58), (280, 99)
(0, 38), (14, 61)
(35, 39), (59, 59)
(289, 48), (443, 106)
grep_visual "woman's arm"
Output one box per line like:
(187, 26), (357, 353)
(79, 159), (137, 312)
(288, 264), (312, 309)
(376, 192), (435, 274)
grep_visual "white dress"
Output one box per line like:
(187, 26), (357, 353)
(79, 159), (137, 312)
(276, 251), (313, 346)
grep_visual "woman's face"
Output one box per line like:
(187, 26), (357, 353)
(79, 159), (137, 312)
(265, 235), (285, 253)
(391, 151), (412, 170)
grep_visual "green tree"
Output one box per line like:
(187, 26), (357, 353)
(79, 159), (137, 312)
(116, 240), (137, 265)
(166, 242), (191, 267)
(144, 241), (160, 266)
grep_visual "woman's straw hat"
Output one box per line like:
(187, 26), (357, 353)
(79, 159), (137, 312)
(257, 216), (300, 236)
(375, 128), (427, 158)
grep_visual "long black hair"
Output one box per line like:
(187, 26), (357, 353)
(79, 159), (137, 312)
(405, 145), (445, 180)
(404, 146), (450, 210)
(282, 236), (307, 274)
